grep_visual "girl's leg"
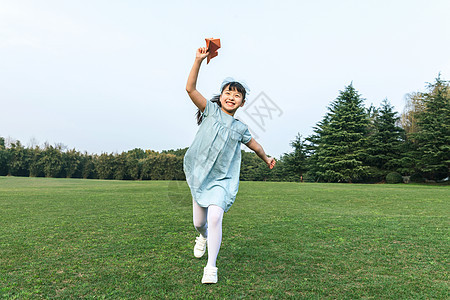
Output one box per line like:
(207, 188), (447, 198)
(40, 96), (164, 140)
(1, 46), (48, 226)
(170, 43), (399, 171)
(206, 205), (224, 268)
(192, 199), (208, 238)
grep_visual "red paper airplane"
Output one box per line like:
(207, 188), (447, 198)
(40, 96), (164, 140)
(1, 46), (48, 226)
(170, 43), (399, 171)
(205, 38), (221, 64)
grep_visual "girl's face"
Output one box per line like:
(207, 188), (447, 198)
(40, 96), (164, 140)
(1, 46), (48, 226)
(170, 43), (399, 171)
(219, 87), (245, 116)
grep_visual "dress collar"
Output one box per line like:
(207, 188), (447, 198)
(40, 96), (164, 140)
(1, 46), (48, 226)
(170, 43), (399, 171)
(219, 107), (236, 120)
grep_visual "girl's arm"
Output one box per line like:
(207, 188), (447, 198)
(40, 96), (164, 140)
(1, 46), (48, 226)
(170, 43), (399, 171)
(245, 138), (276, 169)
(186, 47), (209, 112)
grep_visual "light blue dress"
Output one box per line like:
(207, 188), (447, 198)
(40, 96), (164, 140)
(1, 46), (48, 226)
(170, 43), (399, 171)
(183, 100), (252, 212)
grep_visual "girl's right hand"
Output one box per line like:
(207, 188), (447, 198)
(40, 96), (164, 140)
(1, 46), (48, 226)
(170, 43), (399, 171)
(196, 47), (209, 61)
(266, 157), (276, 169)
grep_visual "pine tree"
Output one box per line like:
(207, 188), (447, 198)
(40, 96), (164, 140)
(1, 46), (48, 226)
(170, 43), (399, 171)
(307, 84), (369, 182)
(412, 76), (450, 180)
(282, 133), (308, 181)
(365, 99), (405, 177)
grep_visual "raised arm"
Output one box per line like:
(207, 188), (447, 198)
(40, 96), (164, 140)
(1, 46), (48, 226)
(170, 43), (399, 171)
(245, 138), (276, 169)
(186, 47), (209, 112)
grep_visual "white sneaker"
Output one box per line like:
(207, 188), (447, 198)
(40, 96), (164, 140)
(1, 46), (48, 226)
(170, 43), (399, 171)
(201, 266), (218, 284)
(193, 235), (207, 258)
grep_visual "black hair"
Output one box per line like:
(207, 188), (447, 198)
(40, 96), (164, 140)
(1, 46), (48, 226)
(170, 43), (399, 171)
(195, 81), (247, 125)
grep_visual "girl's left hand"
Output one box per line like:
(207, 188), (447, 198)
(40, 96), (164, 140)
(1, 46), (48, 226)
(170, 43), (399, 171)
(266, 157), (276, 169)
(196, 47), (209, 61)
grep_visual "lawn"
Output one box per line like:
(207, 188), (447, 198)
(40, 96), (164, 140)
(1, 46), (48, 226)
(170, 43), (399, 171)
(0, 176), (448, 299)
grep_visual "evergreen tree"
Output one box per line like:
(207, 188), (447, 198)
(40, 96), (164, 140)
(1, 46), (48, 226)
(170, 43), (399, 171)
(412, 76), (450, 180)
(126, 154), (142, 180)
(95, 153), (115, 179)
(240, 150), (260, 181)
(263, 155), (285, 181)
(282, 133), (307, 181)
(40, 145), (63, 178)
(307, 84), (369, 182)
(62, 149), (81, 178)
(365, 99), (405, 179)
(173, 155), (186, 180)
(7, 140), (29, 177)
(161, 147), (188, 157)
(114, 152), (129, 180)
(28, 146), (44, 177)
(140, 154), (157, 180)
(127, 148), (147, 159)
(396, 139), (418, 176)
(0, 137), (9, 176)
(81, 153), (96, 179)
(239, 150), (275, 181)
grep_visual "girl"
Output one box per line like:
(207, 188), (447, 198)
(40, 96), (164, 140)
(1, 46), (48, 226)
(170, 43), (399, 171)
(184, 46), (276, 284)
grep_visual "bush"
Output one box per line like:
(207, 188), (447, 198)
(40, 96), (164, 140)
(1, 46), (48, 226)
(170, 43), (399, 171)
(361, 167), (385, 183)
(386, 172), (403, 184)
(410, 173), (425, 183)
(303, 172), (317, 183)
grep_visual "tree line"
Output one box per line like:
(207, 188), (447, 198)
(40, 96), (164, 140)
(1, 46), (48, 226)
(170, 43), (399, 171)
(1, 76), (448, 183)
(0, 140), (277, 181)
(297, 75), (449, 183)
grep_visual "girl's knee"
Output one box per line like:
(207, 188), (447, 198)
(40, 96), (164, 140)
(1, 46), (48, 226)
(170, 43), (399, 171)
(192, 200), (207, 229)
(207, 205), (224, 227)
(193, 218), (207, 230)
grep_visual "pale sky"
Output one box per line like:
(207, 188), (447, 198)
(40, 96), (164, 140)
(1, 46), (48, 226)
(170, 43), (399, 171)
(1, 0), (449, 159)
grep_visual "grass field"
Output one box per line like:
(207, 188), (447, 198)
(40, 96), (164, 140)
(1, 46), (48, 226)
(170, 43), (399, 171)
(0, 176), (448, 299)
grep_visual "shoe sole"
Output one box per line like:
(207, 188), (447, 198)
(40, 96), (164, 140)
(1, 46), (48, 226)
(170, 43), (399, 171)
(202, 279), (217, 284)
(194, 249), (206, 258)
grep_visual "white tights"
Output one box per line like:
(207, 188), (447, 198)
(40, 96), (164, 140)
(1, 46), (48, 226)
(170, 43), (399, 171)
(192, 199), (224, 268)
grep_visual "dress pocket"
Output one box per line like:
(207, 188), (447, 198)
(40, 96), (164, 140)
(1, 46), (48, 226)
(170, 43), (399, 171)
(229, 130), (242, 142)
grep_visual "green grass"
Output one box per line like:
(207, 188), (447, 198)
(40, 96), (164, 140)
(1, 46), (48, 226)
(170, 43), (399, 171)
(0, 176), (448, 299)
